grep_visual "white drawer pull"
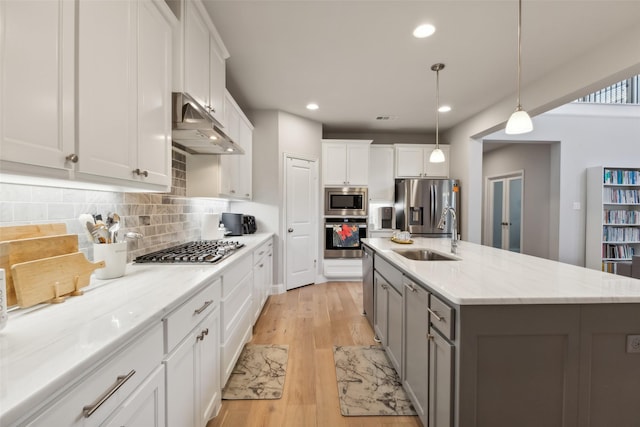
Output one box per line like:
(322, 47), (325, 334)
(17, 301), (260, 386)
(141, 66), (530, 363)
(427, 307), (443, 322)
(194, 300), (213, 315)
(83, 370), (135, 418)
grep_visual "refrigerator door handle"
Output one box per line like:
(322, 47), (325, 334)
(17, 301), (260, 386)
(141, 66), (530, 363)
(430, 185), (436, 229)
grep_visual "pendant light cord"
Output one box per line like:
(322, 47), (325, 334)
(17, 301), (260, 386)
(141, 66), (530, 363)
(435, 67), (440, 149)
(516, 0), (522, 109)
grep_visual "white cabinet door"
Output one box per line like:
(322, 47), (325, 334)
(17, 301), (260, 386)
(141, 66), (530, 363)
(395, 145), (425, 178)
(184, 1), (210, 109)
(403, 278), (429, 425)
(395, 144), (450, 178)
(0, 0), (75, 171)
(165, 328), (198, 427)
(197, 308), (221, 426)
(136, 0), (172, 186)
(104, 365), (165, 427)
(346, 144), (370, 186)
(209, 36), (226, 126)
(219, 92), (253, 200)
(322, 143), (349, 186)
(78, 0), (171, 188)
(77, 0), (137, 181)
(369, 145), (395, 201)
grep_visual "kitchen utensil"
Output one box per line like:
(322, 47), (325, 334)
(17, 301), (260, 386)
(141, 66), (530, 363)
(78, 214), (96, 243)
(11, 252), (105, 308)
(123, 231), (143, 240)
(107, 213), (120, 243)
(0, 223), (67, 241)
(87, 221), (108, 244)
(0, 234), (78, 307)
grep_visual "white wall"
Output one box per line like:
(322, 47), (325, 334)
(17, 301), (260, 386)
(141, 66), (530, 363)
(482, 143), (552, 259)
(485, 103), (640, 266)
(445, 23), (640, 247)
(231, 110), (322, 289)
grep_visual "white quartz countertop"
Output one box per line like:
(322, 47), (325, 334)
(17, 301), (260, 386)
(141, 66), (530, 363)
(0, 233), (272, 426)
(363, 237), (640, 305)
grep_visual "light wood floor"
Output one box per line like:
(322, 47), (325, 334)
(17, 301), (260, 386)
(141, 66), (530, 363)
(207, 281), (422, 427)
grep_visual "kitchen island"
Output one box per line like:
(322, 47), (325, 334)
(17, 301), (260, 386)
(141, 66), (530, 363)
(0, 233), (273, 427)
(362, 237), (640, 427)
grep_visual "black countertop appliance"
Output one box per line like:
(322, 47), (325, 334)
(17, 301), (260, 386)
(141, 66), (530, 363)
(221, 212), (244, 236)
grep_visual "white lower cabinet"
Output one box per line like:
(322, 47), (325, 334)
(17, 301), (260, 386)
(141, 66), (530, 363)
(103, 365), (165, 427)
(403, 277), (430, 425)
(220, 256), (254, 385)
(252, 239), (273, 323)
(164, 278), (221, 427)
(25, 324), (164, 427)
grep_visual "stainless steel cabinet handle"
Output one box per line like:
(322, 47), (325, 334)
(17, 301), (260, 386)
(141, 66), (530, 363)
(288, 228), (294, 233)
(258, 251), (265, 256)
(404, 282), (417, 292)
(65, 153), (79, 163)
(83, 370), (135, 418)
(194, 300), (213, 315)
(259, 263), (264, 268)
(427, 307), (443, 322)
(133, 168), (148, 177)
(230, 189), (236, 194)
(197, 328), (210, 341)
(427, 333), (435, 340)
(245, 193), (250, 197)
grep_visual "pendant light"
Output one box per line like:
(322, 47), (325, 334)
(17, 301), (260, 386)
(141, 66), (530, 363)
(505, 0), (533, 134)
(429, 63), (446, 163)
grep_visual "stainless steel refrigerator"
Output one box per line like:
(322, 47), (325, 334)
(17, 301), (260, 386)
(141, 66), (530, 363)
(395, 178), (460, 237)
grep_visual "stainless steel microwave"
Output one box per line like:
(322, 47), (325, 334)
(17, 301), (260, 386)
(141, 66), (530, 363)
(324, 187), (368, 217)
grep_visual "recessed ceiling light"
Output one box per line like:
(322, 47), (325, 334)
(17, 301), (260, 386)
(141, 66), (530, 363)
(306, 103), (319, 110)
(209, 135), (218, 140)
(226, 147), (234, 152)
(438, 105), (451, 113)
(413, 24), (436, 38)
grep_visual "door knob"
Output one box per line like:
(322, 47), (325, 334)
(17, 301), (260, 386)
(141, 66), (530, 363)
(288, 228), (294, 233)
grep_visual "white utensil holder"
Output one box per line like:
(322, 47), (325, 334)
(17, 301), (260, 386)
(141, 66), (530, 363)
(93, 242), (127, 279)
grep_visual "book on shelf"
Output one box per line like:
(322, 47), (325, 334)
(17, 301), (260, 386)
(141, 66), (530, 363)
(603, 169), (640, 185)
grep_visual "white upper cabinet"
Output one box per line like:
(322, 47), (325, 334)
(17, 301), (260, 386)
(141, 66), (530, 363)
(219, 91), (253, 200)
(322, 139), (372, 186)
(0, 0), (75, 172)
(176, 0), (228, 127)
(369, 145), (395, 201)
(0, 0), (174, 192)
(77, 0), (173, 188)
(395, 144), (450, 178)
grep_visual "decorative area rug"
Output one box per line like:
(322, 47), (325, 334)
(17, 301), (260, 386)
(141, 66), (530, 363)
(333, 345), (417, 416)
(222, 344), (289, 400)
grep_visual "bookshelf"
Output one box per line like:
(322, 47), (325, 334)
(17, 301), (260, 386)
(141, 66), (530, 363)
(586, 167), (640, 273)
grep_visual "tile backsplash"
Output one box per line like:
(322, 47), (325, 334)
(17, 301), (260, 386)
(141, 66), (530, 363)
(0, 150), (228, 261)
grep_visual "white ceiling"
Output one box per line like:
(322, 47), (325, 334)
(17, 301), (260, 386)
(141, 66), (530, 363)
(202, 0), (640, 134)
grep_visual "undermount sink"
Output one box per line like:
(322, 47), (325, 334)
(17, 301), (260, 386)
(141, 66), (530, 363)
(392, 248), (460, 261)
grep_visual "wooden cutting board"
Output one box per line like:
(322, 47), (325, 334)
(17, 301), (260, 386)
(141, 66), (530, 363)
(0, 223), (67, 241)
(11, 252), (105, 308)
(0, 234), (78, 307)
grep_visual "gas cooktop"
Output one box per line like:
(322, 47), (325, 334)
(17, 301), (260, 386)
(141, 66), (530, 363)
(134, 240), (245, 264)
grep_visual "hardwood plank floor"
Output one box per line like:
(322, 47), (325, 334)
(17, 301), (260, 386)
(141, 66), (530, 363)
(207, 281), (422, 427)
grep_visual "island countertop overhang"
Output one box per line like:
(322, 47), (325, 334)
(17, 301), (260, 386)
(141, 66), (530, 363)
(362, 237), (640, 305)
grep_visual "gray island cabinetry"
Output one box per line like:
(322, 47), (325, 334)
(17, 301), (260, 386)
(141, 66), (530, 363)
(362, 237), (640, 427)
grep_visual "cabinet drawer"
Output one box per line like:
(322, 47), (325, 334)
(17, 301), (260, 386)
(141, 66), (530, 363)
(429, 294), (455, 340)
(164, 278), (221, 353)
(253, 240), (272, 265)
(26, 324), (163, 427)
(222, 255), (252, 297)
(375, 255), (403, 293)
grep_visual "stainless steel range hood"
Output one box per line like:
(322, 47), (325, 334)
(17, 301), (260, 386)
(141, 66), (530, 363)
(172, 92), (244, 155)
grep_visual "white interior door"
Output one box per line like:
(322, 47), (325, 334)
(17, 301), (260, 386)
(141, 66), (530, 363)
(285, 156), (318, 290)
(487, 172), (523, 252)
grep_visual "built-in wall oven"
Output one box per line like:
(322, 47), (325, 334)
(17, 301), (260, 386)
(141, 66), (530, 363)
(324, 187), (368, 217)
(324, 217), (367, 258)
